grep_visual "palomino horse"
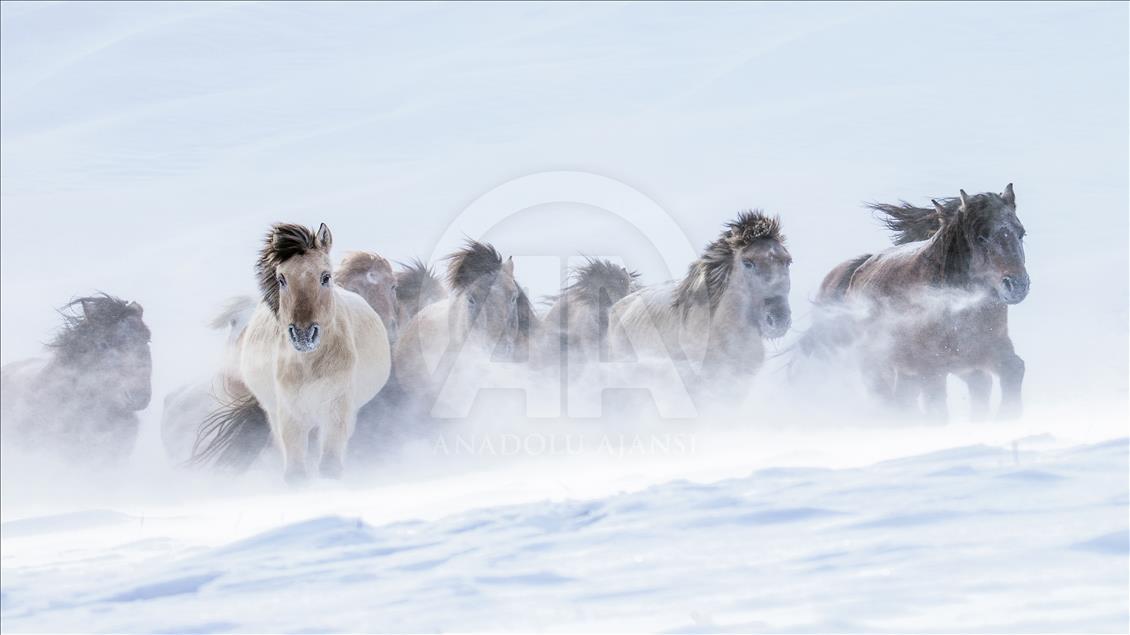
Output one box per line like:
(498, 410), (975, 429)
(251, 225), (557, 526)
(536, 258), (639, 368)
(395, 258), (448, 327)
(393, 240), (535, 414)
(1, 294), (152, 464)
(609, 211), (792, 392)
(164, 250), (400, 464)
(806, 184), (1028, 420)
(192, 223), (391, 482)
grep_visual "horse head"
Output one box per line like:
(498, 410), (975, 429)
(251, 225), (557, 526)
(50, 294), (152, 411)
(447, 240), (529, 359)
(940, 184), (1029, 304)
(257, 223), (336, 353)
(336, 251), (398, 344)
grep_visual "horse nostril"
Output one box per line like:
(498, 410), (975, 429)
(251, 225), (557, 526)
(1002, 276), (1016, 293)
(288, 324), (298, 340)
(310, 324), (320, 342)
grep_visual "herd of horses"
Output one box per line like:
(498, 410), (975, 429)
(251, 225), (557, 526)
(0, 184), (1029, 482)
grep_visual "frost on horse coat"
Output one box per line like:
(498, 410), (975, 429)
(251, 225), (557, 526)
(191, 223), (390, 483)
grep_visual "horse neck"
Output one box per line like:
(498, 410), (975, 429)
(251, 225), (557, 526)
(41, 358), (121, 412)
(922, 223), (972, 288)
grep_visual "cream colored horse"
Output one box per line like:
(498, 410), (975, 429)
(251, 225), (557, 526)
(193, 223), (390, 483)
(393, 240), (535, 414)
(609, 211), (792, 392)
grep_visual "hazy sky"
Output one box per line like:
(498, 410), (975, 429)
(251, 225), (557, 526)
(2, 2), (1127, 412)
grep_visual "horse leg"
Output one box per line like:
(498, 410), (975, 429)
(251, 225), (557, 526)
(278, 415), (309, 485)
(961, 370), (992, 422)
(920, 373), (949, 423)
(997, 351), (1025, 420)
(319, 401), (354, 479)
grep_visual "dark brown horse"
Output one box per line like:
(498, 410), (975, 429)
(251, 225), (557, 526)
(804, 185), (1028, 421)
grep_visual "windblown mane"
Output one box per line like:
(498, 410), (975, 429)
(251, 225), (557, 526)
(256, 223), (319, 315)
(396, 258), (445, 310)
(337, 251), (391, 280)
(870, 198), (960, 245)
(672, 210), (784, 317)
(445, 240), (503, 292)
(48, 293), (148, 361)
(565, 258), (639, 306)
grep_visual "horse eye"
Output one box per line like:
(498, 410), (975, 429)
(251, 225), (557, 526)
(277, 274), (287, 288)
(743, 260), (756, 270)
(321, 273), (331, 286)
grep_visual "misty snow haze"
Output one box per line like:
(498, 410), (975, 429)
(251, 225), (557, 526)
(1, 2), (1127, 632)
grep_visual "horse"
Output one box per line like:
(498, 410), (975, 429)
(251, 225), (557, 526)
(394, 258), (448, 328)
(536, 258), (639, 369)
(608, 210), (792, 396)
(392, 240), (535, 414)
(190, 223), (391, 483)
(1, 294), (152, 465)
(335, 251), (400, 345)
(803, 184), (1028, 421)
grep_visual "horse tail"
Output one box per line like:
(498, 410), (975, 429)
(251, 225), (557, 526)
(188, 392), (271, 472)
(793, 254), (872, 359)
(208, 295), (256, 333)
(868, 199), (953, 245)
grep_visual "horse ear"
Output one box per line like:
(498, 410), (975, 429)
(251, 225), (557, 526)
(1001, 183), (1015, 206)
(316, 223), (333, 251)
(958, 190), (970, 209)
(79, 298), (97, 319)
(502, 256), (514, 276)
(127, 301), (144, 317)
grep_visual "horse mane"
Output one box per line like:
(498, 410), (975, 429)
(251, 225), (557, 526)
(672, 210), (784, 317)
(256, 223), (322, 316)
(869, 198), (961, 245)
(445, 240), (503, 292)
(396, 258), (445, 308)
(873, 192), (1003, 285)
(565, 258), (640, 306)
(337, 251), (392, 280)
(48, 293), (148, 361)
(208, 295), (256, 330)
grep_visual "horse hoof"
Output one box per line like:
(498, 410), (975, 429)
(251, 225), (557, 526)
(319, 458), (344, 480)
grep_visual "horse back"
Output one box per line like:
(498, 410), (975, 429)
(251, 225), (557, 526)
(817, 255), (872, 304)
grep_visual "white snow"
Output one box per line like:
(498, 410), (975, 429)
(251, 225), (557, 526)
(1, 2), (1127, 632)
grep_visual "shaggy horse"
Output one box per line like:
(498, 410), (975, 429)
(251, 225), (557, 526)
(191, 223), (390, 482)
(608, 211), (792, 393)
(536, 258), (639, 368)
(1, 294), (151, 464)
(805, 185), (1028, 420)
(336, 251), (400, 344)
(392, 240), (535, 414)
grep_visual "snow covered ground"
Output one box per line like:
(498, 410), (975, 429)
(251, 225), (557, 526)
(2, 2), (1128, 632)
(2, 417), (1128, 632)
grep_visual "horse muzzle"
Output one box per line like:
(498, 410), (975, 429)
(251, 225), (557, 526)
(999, 273), (1030, 305)
(288, 323), (321, 352)
(760, 298), (792, 339)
